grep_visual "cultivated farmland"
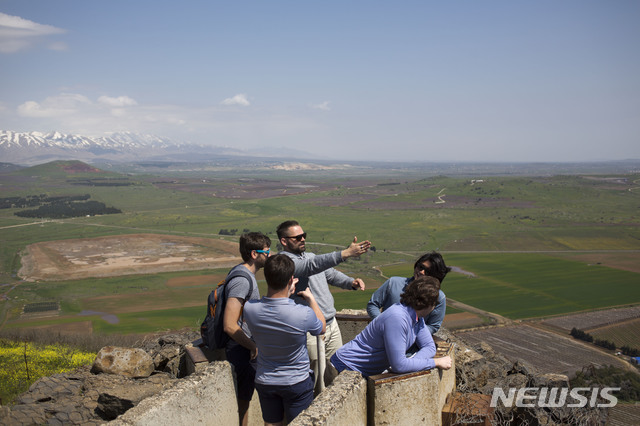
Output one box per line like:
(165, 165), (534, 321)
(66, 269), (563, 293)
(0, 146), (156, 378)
(542, 306), (640, 331)
(1, 161), (639, 339)
(456, 324), (630, 377)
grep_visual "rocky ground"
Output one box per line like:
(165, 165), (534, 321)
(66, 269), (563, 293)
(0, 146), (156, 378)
(0, 331), (198, 425)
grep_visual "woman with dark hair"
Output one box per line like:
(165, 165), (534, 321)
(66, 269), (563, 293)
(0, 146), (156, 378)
(330, 276), (452, 378)
(367, 251), (451, 334)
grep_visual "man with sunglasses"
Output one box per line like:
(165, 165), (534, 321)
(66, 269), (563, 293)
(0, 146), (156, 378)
(222, 232), (271, 426)
(367, 251), (451, 335)
(276, 220), (370, 393)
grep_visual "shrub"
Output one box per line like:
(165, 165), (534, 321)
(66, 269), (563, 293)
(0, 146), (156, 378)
(0, 339), (96, 405)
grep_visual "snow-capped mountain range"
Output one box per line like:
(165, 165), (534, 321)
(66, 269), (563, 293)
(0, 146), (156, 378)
(0, 130), (303, 165)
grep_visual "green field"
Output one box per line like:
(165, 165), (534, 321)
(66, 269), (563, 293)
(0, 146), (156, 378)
(1, 161), (639, 334)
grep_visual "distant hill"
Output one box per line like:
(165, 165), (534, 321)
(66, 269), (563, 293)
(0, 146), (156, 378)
(0, 130), (317, 166)
(3, 130), (640, 176)
(11, 160), (117, 178)
(0, 162), (24, 173)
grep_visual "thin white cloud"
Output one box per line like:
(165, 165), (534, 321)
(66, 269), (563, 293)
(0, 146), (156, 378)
(48, 41), (68, 51)
(110, 108), (127, 117)
(17, 93), (91, 117)
(220, 94), (251, 107)
(0, 12), (66, 53)
(98, 95), (138, 107)
(5, 91), (325, 150)
(311, 101), (331, 111)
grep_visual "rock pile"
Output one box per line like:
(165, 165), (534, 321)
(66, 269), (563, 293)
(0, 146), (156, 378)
(451, 332), (608, 425)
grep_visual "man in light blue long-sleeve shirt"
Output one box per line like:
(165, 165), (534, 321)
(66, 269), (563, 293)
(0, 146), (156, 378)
(367, 251), (450, 334)
(332, 276), (452, 378)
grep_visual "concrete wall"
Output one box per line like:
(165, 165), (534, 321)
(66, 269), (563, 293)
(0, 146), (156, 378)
(367, 342), (456, 426)
(290, 371), (367, 426)
(335, 313), (371, 344)
(368, 371), (440, 425)
(116, 318), (455, 426)
(108, 362), (237, 426)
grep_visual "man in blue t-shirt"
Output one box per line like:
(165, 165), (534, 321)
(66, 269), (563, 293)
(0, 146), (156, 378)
(245, 254), (325, 425)
(367, 251), (450, 334)
(222, 232), (271, 426)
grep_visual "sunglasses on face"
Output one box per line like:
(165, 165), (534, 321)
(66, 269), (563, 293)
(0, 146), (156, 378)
(284, 233), (306, 242)
(255, 249), (270, 255)
(417, 263), (430, 274)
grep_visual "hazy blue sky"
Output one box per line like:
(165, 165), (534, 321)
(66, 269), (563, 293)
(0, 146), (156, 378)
(1, 1), (638, 162)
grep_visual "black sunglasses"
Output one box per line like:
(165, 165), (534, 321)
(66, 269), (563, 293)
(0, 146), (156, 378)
(285, 232), (307, 242)
(416, 263), (431, 274)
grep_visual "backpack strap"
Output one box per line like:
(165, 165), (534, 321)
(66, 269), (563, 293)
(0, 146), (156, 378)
(223, 266), (255, 326)
(223, 266), (255, 303)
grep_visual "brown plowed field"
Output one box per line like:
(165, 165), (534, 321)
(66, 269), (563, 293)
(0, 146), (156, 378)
(456, 324), (630, 377)
(589, 318), (640, 350)
(18, 234), (241, 281)
(541, 306), (640, 331)
(442, 312), (485, 330)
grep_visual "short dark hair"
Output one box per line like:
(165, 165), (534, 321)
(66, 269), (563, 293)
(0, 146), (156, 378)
(239, 232), (271, 262)
(276, 220), (300, 240)
(264, 254), (294, 291)
(400, 276), (440, 311)
(414, 251), (451, 283)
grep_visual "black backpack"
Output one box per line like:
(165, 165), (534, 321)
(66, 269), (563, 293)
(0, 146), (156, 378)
(200, 267), (254, 350)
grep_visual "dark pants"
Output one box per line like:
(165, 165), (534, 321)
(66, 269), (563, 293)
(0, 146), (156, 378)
(225, 344), (256, 401)
(255, 373), (314, 423)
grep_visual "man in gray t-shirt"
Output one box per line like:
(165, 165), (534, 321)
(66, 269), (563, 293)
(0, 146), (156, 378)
(222, 232), (271, 426)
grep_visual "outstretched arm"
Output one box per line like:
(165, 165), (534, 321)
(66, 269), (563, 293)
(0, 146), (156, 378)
(287, 237), (371, 278)
(341, 237), (371, 259)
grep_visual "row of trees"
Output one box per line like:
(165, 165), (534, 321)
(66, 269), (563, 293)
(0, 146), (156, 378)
(1, 194), (90, 209)
(571, 365), (640, 402)
(219, 228), (239, 235)
(570, 327), (639, 355)
(219, 228), (253, 236)
(68, 178), (135, 187)
(14, 200), (121, 219)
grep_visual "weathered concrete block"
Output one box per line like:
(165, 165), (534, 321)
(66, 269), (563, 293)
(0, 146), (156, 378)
(335, 313), (371, 344)
(436, 342), (456, 411)
(367, 341), (456, 426)
(368, 370), (440, 426)
(108, 362), (237, 425)
(182, 340), (263, 425)
(183, 339), (226, 376)
(290, 370), (367, 426)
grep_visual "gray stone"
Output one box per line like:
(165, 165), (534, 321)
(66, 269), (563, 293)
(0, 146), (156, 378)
(91, 346), (154, 378)
(532, 372), (570, 388)
(509, 359), (537, 377)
